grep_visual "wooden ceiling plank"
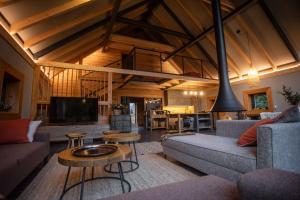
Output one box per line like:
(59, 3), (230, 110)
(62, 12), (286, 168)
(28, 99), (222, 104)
(33, 0), (148, 58)
(10, 0), (94, 33)
(175, 0), (241, 77)
(24, 0), (131, 48)
(236, 15), (276, 70)
(0, 0), (23, 8)
(164, 0), (257, 61)
(202, 0), (235, 12)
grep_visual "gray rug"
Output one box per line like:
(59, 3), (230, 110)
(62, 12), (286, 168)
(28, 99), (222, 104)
(18, 142), (198, 200)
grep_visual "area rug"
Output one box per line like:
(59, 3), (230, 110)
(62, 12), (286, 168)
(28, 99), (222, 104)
(18, 142), (198, 200)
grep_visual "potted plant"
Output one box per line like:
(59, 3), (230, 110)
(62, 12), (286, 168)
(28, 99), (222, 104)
(279, 85), (300, 106)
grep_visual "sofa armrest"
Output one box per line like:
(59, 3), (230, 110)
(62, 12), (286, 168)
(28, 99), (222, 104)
(257, 122), (300, 173)
(237, 168), (300, 200)
(33, 131), (50, 143)
(216, 120), (258, 138)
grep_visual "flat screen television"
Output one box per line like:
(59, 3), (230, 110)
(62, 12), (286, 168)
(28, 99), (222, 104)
(49, 97), (98, 123)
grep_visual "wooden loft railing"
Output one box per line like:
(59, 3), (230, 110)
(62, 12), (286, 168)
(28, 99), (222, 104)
(128, 47), (213, 79)
(36, 66), (112, 123)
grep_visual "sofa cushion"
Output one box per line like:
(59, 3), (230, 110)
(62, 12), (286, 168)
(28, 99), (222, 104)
(0, 119), (30, 144)
(238, 119), (274, 147)
(273, 106), (300, 123)
(238, 168), (300, 200)
(0, 142), (49, 196)
(162, 134), (256, 173)
(101, 175), (238, 200)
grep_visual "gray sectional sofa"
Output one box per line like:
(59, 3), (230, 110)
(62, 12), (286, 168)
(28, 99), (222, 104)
(102, 168), (300, 200)
(0, 131), (50, 196)
(162, 120), (300, 181)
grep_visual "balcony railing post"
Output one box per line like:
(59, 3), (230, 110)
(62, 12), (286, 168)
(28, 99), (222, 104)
(160, 52), (163, 73)
(182, 56), (185, 75)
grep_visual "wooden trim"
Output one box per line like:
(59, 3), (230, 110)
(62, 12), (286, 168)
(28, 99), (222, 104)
(0, 25), (35, 66)
(38, 61), (219, 83)
(243, 87), (274, 116)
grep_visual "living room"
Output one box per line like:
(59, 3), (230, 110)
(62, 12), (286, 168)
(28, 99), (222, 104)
(0, 0), (300, 200)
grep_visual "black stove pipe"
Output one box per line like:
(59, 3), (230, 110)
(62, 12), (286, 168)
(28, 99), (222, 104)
(211, 0), (245, 112)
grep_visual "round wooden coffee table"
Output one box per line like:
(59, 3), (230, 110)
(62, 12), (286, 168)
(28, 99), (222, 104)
(58, 144), (132, 200)
(102, 133), (141, 173)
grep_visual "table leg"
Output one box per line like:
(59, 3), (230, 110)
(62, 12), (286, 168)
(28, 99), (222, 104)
(128, 142), (133, 170)
(92, 167), (95, 179)
(80, 167), (86, 200)
(117, 162), (125, 193)
(60, 167), (71, 200)
(133, 142), (139, 164)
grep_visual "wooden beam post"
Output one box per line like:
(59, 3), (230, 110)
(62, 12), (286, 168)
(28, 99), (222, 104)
(101, 0), (121, 51)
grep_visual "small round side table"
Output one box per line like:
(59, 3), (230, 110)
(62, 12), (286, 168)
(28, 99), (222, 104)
(65, 132), (87, 149)
(102, 133), (141, 173)
(58, 144), (132, 200)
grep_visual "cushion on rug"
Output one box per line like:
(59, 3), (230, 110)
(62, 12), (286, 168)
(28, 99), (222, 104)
(0, 119), (30, 144)
(238, 119), (274, 147)
(273, 106), (300, 123)
(27, 120), (42, 142)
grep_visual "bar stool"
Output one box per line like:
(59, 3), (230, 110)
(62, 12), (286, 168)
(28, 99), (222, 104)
(65, 132), (87, 148)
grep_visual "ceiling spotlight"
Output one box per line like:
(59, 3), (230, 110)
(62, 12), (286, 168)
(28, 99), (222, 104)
(189, 91), (193, 95)
(183, 91), (188, 95)
(199, 91), (204, 96)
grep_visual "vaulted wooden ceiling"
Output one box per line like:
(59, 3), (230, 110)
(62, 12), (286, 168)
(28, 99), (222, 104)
(0, 0), (299, 82)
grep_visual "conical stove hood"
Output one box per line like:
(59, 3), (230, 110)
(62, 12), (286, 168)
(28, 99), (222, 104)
(210, 0), (245, 112)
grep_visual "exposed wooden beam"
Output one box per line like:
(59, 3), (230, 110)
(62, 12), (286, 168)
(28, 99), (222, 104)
(24, 0), (131, 48)
(101, 0), (121, 50)
(39, 29), (105, 61)
(199, 0), (251, 66)
(0, 0), (23, 8)
(110, 34), (175, 52)
(10, 0), (93, 33)
(161, 1), (218, 69)
(141, 0), (163, 22)
(0, 24), (35, 66)
(236, 15), (276, 70)
(202, 0), (235, 12)
(33, 0), (149, 58)
(259, 0), (299, 62)
(164, 0), (257, 61)
(117, 75), (135, 89)
(38, 61), (218, 83)
(117, 17), (192, 40)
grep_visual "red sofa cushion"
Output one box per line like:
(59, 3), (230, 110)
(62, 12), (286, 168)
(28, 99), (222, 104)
(238, 119), (274, 147)
(0, 119), (30, 144)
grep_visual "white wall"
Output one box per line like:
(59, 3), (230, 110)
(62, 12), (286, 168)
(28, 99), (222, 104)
(203, 70), (300, 112)
(0, 36), (33, 118)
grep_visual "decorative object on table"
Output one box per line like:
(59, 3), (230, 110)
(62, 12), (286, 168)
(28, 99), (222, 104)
(72, 144), (118, 157)
(112, 104), (127, 115)
(279, 85), (300, 106)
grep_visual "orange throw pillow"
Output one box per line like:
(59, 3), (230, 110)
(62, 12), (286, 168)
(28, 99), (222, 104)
(0, 119), (30, 144)
(238, 119), (274, 147)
